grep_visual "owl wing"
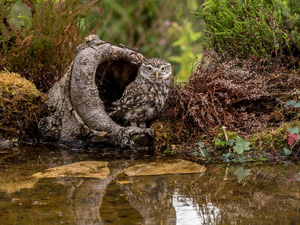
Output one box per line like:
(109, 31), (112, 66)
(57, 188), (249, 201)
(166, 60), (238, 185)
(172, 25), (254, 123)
(110, 82), (150, 117)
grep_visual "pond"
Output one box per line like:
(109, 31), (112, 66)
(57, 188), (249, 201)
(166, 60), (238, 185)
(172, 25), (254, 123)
(0, 145), (300, 225)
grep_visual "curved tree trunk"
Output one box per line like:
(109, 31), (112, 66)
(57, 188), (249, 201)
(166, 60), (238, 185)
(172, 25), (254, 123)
(39, 35), (154, 149)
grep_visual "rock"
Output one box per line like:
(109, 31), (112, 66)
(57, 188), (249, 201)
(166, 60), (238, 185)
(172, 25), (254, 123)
(32, 161), (110, 179)
(124, 159), (206, 176)
(0, 177), (39, 193)
(0, 140), (10, 148)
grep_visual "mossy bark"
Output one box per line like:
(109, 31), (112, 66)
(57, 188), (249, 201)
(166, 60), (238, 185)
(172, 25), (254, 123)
(39, 35), (154, 149)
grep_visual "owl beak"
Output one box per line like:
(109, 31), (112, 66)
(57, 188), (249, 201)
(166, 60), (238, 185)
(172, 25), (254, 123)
(155, 71), (159, 79)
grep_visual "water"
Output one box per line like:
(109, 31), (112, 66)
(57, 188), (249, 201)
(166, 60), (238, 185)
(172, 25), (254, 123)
(0, 145), (300, 225)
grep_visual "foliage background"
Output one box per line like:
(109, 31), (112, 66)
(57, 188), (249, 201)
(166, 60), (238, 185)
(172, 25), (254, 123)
(1, 0), (102, 91)
(195, 0), (300, 64)
(165, 0), (300, 144)
(96, 0), (203, 81)
(8, 0), (204, 83)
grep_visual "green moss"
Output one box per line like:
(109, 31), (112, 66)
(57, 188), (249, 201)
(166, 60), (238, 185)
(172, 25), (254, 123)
(152, 121), (189, 152)
(216, 131), (237, 141)
(281, 120), (300, 129)
(248, 121), (300, 152)
(0, 71), (47, 139)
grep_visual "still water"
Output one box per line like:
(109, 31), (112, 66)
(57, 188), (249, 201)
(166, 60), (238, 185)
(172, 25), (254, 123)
(0, 145), (300, 225)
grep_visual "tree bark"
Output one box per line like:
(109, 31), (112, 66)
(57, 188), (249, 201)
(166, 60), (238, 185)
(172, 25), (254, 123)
(39, 35), (154, 149)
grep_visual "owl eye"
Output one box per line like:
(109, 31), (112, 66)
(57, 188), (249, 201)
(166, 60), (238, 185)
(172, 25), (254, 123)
(146, 66), (152, 72)
(161, 66), (166, 72)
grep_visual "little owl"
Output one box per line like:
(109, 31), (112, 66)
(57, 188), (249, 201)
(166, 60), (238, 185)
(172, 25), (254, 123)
(110, 58), (172, 128)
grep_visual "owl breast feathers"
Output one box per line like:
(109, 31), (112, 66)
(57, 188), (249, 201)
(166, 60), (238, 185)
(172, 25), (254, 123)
(110, 58), (172, 128)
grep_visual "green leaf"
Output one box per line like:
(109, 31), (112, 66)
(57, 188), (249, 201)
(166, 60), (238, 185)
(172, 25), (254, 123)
(286, 100), (296, 106)
(192, 151), (200, 155)
(233, 136), (251, 154)
(294, 102), (300, 108)
(198, 142), (205, 148)
(202, 148), (210, 157)
(283, 148), (292, 156)
(163, 150), (176, 155)
(222, 153), (231, 162)
(226, 139), (235, 146)
(11, 138), (18, 143)
(234, 167), (251, 182)
(222, 153), (231, 159)
(215, 138), (226, 146)
(288, 127), (299, 135)
(239, 155), (247, 162)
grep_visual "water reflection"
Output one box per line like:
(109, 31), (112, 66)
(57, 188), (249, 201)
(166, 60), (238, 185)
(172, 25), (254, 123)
(0, 146), (300, 224)
(173, 195), (222, 225)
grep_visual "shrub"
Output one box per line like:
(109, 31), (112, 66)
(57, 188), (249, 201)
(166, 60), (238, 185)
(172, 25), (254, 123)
(163, 0), (300, 141)
(195, 0), (300, 63)
(0, 0), (102, 91)
(165, 56), (300, 140)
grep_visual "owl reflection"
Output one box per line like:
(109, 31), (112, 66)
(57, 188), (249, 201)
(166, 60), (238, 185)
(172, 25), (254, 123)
(110, 58), (172, 128)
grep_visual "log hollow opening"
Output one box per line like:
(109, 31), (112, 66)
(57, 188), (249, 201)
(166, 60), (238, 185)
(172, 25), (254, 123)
(95, 59), (140, 109)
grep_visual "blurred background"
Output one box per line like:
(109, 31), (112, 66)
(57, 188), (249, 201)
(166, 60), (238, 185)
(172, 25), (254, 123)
(9, 0), (204, 82)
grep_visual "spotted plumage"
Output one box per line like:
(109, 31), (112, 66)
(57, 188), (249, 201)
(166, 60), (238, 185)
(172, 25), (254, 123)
(110, 58), (172, 128)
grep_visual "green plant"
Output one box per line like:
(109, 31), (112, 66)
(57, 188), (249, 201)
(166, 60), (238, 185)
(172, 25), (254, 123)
(286, 90), (300, 108)
(168, 20), (202, 81)
(250, 126), (287, 152)
(285, 127), (300, 155)
(192, 142), (210, 157)
(284, 95), (300, 157)
(214, 138), (225, 147)
(0, 0), (102, 91)
(214, 137), (235, 149)
(222, 153), (232, 162)
(11, 138), (18, 143)
(233, 136), (251, 155)
(163, 150), (176, 155)
(195, 0), (300, 62)
(283, 148), (292, 156)
(97, 0), (202, 82)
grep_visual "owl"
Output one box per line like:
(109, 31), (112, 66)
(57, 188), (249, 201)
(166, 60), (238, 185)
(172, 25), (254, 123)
(110, 58), (172, 128)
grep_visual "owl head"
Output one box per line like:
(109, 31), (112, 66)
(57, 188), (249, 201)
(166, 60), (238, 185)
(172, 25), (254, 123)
(136, 58), (172, 85)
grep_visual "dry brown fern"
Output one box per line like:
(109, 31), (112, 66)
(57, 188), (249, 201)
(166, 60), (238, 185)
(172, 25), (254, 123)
(165, 56), (300, 140)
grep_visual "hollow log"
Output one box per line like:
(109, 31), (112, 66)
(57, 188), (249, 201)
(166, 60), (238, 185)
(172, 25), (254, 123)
(39, 35), (154, 149)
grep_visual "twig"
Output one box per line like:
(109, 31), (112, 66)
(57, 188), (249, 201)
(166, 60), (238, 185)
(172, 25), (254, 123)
(37, 155), (43, 165)
(3, 67), (10, 73)
(224, 164), (229, 181)
(199, 145), (205, 157)
(222, 126), (228, 142)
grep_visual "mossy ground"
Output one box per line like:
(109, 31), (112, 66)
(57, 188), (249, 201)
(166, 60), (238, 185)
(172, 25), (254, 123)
(152, 119), (300, 162)
(0, 71), (47, 140)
